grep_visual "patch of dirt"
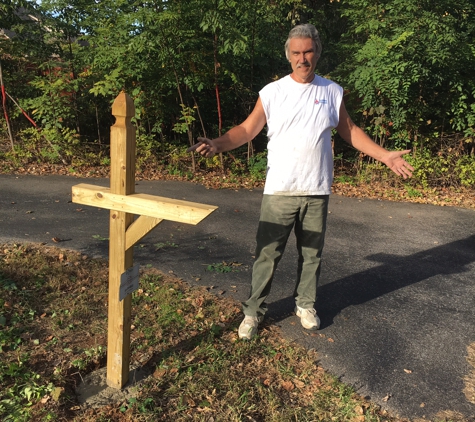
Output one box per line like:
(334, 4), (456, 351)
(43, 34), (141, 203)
(433, 411), (474, 422)
(464, 342), (475, 404)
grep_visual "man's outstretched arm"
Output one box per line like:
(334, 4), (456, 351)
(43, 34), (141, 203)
(188, 98), (267, 158)
(336, 100), (414, 179)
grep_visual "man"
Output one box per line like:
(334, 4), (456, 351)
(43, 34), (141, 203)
(188, 24), (414, 339)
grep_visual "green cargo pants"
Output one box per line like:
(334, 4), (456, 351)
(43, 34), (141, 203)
(243, 194), (329, 317)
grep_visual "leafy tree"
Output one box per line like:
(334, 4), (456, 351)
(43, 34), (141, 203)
(2, 0), (472, 187)
(334, 0), (475, 154)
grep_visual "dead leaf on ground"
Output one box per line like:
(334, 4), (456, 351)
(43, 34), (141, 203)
(183, 395), (196, 407)
(282, 381), (294, 391)
(153, 368), (167, 379)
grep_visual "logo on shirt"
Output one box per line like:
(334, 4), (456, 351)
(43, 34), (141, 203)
(314, 99), (327, 105)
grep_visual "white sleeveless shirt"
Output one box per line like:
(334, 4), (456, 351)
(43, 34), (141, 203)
(259, 74), (343, 195)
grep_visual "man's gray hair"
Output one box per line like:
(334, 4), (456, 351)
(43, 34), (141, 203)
(285, 24), (322, 60)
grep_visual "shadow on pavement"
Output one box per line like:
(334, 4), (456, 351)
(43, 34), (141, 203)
(267, 235), (475, 328)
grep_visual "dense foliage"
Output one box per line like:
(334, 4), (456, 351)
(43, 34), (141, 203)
(0, 0), (474, 187)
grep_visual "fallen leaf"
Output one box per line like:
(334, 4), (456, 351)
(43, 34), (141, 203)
(52, 237), (62, 243)
(282, 381), (294, 391)
(51, 387), (63, 401)
(382, 394), (391, 402)
(404, 368), (412, 373)
(153, 368), (167, 378)
(184, 395), (196, 407)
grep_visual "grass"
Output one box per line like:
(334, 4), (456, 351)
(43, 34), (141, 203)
(0, 243), (468, 421)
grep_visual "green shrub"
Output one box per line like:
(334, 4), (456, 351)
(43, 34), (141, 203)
(248, 151), (267, 182)
(454, 155), (475, 187)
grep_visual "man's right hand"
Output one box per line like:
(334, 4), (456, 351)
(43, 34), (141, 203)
(187, 97), (267, 158)
(187, 137), (218, 158)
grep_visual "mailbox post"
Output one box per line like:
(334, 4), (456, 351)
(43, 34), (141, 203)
(72, 92), (217, 388)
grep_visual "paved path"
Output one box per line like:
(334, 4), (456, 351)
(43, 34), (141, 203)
(1, 174), (474, 421)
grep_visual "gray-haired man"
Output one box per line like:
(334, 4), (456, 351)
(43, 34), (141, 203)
(189, 24), (413, 339)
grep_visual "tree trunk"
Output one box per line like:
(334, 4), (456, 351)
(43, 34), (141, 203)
(214, 33), (224, 169)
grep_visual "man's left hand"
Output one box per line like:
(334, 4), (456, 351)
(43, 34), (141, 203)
(383, 150), (414, 179)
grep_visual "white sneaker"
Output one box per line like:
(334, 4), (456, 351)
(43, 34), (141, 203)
(296, 306), (320, 330)
(238, 315), (264, 339)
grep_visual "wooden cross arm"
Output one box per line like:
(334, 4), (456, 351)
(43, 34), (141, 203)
(72, 183), (218, 225)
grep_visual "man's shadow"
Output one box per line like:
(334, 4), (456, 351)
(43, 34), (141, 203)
(266, 234), (475, 328)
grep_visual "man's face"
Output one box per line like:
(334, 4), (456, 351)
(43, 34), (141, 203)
(288, 37), (318, 83)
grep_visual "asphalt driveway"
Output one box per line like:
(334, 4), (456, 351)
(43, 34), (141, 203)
(1, 174), (474, 421)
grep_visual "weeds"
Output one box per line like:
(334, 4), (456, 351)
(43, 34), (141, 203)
(206, 261), (242, 273)
(154, 241), (179, 251)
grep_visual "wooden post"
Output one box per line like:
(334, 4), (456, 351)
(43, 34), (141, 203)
(72, 92), (217, 390)
(107, 92), (135, 388)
